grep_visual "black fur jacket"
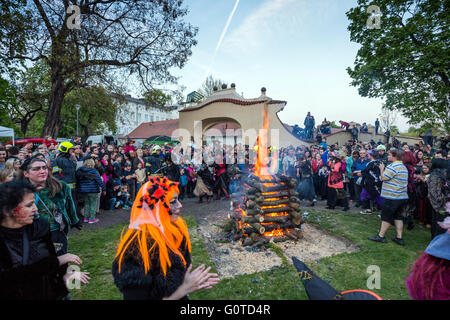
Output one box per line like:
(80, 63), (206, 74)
(112, 236), (191, 300)
(0, 218), (68, 300)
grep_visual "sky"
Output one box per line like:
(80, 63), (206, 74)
(152, 0), (411, 131)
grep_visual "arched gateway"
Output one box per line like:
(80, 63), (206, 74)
(176, 85), (311, 149)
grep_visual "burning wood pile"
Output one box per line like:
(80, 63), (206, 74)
(230, 173), (304, 247)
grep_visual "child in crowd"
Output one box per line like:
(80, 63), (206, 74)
(179, 167), (188, 200)
(318, 165), (329, 200)
(186, 163), (197, 198)
(135, 162), (147, 192)
(123, 163), (136, 202)
(107, 181), (121, 210)
(117, 185), (133, 209)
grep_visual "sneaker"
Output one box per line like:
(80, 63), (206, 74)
(123, 205), (130, 210)
(368, 234), (387, 243)
(360, 209), (373, 215)
(115, 202), (120, 208)
(88, 218), (99, 224)
(391, 237), (405, 246)
(83, 218), (89, 223)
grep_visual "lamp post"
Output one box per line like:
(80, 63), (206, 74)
(75, 104), (81, 136)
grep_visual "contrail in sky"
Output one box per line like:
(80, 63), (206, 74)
(204, 0), (240, 81)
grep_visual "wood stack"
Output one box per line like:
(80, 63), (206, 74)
(230, 173), (305, 247)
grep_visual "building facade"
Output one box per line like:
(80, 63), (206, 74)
(111, 93), (180, 136)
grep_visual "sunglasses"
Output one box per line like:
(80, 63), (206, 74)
(29, 166), (48, 172)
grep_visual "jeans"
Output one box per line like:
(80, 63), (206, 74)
(79, 193), (98, 220)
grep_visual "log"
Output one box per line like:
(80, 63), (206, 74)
(242, 215), (264, 224)
(290, 196), (301, 203)
(273, 236), (290, 243)
(285, 230), (299, 241)
(289, 202), (301, 210)
(262, 215), (289, 223)
(243, 237), (254, 246)
(256, 198), (290, 206)
(246, 200), (256, 208)
(290, 211), (302, 220)
(246, 208), (263, 216)
(255, 191), (290, 199)
(250, 232), (259, 242)
(259, 206), (292, 214)
(254, 239), (269, 247)
(233, 233), (243, 240)
(251, 223), (265, 234)
(262, 222), (296, 232)
(289, 190), (300, 196)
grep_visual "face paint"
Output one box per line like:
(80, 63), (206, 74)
(169, 199), (182, 215)
(12, 206), (29, 224)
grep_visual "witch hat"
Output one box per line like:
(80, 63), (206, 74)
(292, 257), (382, 300)
(292, 256), (339, 300)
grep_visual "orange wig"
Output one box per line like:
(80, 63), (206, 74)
(115, 176), (191, 275)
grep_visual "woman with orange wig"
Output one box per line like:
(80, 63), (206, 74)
(112, 176), (220, 300)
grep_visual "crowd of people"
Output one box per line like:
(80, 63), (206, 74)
(0, 128), (449, 300)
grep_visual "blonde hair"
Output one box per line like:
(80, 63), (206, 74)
(5, 158), (18, 170)
(0, 169), (14, 183)
(83, 159), (95, 168)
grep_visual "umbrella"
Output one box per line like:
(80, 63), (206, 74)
(292, 257), (382, 300)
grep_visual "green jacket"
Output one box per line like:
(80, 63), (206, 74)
(36, 180), (79, 234)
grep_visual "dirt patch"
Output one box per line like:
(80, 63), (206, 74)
(193, 203), (359, 279)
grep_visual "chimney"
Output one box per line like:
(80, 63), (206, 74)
(261, 87), (266, 96)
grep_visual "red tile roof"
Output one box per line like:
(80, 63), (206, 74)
(120, 119), (179, 139)
(180, 98), (287, 112)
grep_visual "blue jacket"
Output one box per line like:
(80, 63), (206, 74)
(76, 167), (105, 193)
(351, 157), (370, 172)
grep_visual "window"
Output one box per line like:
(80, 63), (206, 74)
(145, 114), (148, 122)
(137, 113), (141, 123)
(151, 115), (154, 122)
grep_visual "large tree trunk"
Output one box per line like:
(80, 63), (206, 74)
(43, 74), (65, 137)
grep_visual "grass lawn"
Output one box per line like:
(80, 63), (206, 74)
(68, 209), (431, 300)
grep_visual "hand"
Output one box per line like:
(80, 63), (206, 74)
(64, 270), (91, 286)
(181, 264), (220, 294)
(379, 163), (385, 171)
(58, 253), (82, 266)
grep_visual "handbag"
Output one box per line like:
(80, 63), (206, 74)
(39, 198), (66, 232)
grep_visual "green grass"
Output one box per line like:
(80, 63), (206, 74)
(68, 209), (431, 300)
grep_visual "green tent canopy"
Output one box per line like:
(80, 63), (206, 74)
(144, 135), (178, 146)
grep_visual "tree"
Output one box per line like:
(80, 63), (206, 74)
(142, 89), (173, 106)
(197, 75), (226, 99)
(0, 0), (198, 137)
(59, 86), (118, 140)
(346, 0), (450, 133)
(7, 62), (50, 136)
(379, 107), (398, 133)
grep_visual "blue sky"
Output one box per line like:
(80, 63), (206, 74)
(167, 0), (410, 131)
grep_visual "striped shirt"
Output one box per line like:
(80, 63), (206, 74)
(381, 161), (408, 200)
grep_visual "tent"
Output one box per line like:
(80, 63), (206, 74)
(0, 126), (14, 145)
(144, 135), (178, 146)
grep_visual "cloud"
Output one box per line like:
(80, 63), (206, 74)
(222, 0), (309, 53)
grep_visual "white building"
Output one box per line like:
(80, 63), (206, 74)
(111, 93), (180, 136)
